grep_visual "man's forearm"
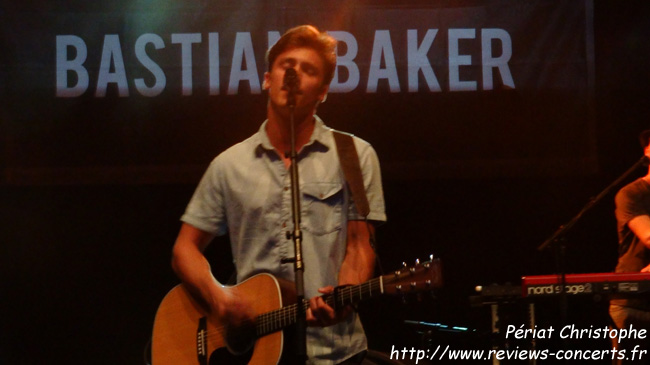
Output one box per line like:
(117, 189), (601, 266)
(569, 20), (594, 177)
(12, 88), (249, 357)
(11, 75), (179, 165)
(338, 220), (376, 285)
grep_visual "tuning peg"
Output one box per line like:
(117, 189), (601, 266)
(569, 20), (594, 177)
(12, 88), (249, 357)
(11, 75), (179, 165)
(415, 258), (420, 265)
(423, 254), (435, 269)
(394, 262), (407, 277)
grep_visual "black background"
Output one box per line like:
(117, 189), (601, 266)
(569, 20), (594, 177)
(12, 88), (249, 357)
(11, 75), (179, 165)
(2, 1), (650, 363)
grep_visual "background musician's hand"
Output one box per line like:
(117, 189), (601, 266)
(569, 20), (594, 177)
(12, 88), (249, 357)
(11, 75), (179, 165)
(306, 286), (353, 327)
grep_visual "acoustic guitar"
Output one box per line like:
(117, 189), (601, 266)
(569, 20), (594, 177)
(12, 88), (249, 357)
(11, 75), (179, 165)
(151, 257), (442, 364)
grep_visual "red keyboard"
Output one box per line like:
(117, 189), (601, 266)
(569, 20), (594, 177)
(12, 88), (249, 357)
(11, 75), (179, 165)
(522, 272), (650, 297)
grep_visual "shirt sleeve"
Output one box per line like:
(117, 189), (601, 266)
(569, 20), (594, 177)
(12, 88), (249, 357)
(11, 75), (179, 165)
(615, 185), (647, 229)
(347, 138), (387, 223)
(180, 157), (228, 236)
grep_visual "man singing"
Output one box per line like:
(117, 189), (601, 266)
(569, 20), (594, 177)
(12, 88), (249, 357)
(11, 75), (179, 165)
(171, 25), (386, 364)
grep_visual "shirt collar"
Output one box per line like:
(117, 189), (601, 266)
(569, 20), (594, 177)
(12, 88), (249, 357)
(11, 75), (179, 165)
(256, 115), (332, 152)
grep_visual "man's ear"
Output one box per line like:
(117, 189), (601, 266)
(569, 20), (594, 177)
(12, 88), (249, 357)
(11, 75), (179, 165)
(318, 84), (329, 102)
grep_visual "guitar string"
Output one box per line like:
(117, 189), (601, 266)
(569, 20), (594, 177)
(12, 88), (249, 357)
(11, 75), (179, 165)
(198, 279), (383, 342)
(190, 260), (430, 345)
(199, 270), (433, 343)
(200, 285), (359, 340)
(197, 265), (432, 345)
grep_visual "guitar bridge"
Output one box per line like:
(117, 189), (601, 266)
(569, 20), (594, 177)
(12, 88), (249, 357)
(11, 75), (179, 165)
(197, 317), (208, 365)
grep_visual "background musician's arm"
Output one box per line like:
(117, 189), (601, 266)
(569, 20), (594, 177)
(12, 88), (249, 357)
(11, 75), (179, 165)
(627, 142), (650, 261)
(628, 215), (650, 272)
(624, 207), (650, 272)
(628, 214), (650, 250)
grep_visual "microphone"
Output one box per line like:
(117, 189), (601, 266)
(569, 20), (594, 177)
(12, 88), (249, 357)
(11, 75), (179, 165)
(283, 68), (299, 107)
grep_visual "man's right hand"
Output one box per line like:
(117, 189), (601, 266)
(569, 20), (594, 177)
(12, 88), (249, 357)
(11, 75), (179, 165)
(213, 285), (258, 354)
(213, 286), (254, 328)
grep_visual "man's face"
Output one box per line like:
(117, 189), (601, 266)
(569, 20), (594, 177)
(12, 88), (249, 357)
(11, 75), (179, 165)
(264, 47), (329, 117)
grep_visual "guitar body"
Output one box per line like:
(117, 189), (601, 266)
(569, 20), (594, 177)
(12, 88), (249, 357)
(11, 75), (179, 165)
(152, 258), (442, 365)
(152, 273), (290, 365)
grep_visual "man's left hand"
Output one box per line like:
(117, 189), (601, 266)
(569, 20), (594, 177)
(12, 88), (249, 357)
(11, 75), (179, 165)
(306, 286), (354, 327)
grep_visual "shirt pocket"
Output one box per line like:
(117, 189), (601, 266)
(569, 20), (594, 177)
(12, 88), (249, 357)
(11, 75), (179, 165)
(301, 182), (344, 235)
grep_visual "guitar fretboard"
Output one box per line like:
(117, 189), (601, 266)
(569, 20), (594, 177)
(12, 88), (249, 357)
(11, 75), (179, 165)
(254, 277), (383, 337)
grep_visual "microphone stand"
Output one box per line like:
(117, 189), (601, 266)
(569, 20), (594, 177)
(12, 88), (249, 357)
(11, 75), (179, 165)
(285, 71), (308, 364)
(537, 155), (648, 324)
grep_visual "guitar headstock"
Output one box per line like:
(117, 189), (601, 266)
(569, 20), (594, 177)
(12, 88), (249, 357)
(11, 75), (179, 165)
(382, 255), (443, 295)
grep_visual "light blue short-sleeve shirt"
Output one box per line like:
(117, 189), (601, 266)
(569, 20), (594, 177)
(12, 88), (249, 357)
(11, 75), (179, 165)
(181, 116), (386, 364)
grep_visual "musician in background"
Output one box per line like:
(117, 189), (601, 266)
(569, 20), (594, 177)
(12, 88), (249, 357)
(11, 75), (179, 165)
(171, 25), (386, 364)
(610, 129), (650, 364)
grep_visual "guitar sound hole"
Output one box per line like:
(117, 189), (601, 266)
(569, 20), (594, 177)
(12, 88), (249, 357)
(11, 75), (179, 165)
(209, 346), (253, 365)
(225, 320), (256, 355)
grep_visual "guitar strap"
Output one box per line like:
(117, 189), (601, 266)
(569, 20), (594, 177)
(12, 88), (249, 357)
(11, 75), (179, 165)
(332, 130), (370, 218)
(332, 130), (384, 274)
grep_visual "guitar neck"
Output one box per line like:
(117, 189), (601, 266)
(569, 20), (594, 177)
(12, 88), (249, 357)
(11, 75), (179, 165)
(253, 257), (441, 338)
(254, 277), (383, 337)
